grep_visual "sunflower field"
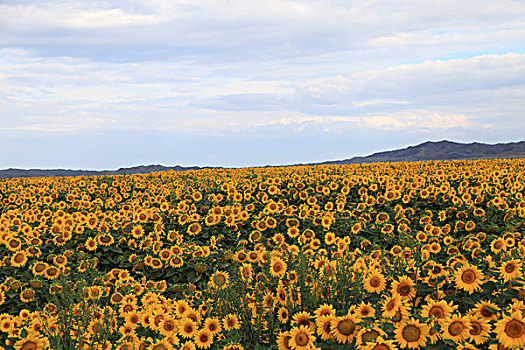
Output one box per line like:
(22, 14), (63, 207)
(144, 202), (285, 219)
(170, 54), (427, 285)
(0, 159), (525, 350)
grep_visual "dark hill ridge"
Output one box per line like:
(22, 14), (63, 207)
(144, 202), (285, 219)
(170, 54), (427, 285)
(0, 165), (212, 179)
(320, 140), (525, 165)
(1, 140), (524, 179)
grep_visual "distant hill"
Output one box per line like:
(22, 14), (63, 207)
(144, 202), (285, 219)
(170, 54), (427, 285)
(1, 140), (524, 179)
(320, 140), (525, 165)
(0, 165), (211, 179)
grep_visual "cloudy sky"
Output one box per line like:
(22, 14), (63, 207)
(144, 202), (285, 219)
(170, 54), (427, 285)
(1, 0), (524, 169)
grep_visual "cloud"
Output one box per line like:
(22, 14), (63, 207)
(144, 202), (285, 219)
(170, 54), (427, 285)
(1, 1), (525, 168)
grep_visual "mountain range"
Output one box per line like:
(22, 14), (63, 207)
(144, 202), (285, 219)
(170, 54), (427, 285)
(2, 140), (524, 179)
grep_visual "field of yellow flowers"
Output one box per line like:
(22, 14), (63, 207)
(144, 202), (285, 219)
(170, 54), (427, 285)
(0, 159), (524, 350)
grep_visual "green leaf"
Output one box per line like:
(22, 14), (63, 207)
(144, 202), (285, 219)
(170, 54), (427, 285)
(482, 281), (498, 292)
(110, 246), (123, 254)
(461, 296), (476, 305)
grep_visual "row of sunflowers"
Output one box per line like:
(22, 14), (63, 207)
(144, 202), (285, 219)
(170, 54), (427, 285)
(0, 159), (524, 349)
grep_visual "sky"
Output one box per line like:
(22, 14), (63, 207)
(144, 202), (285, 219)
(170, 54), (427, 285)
(1, 0), (524, 170)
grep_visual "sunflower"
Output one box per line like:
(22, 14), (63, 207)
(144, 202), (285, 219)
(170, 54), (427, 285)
(181, 341), (196, 350)
(499, 259), (522, 282)
(490, 238), (506, 254)
(124, 311), (141, 327)
(18, 288), (35, 303)
(10, 251), (28, 268)
(270, 257), (287, 278)
(262, 291), (274, 310)
(6, 238), (22, 252)
(223, 314), (240, 331)
(390, 304), (412, 325)
(159, 317), (178, 337)
(392, 276), (416, 300)
(454, 263), (483, 294)
(170, 256), (184, 268)
(183, 308), (201, 324)
(330, 314), (360, 344)
(187, 223), (202, 236)
(14, 333), (48, 350)
(178, 319), (198, 339)
(324, 232), (335, 245)
(494, 311), (525, 349)
(356, 327), (387, 348)
(357, 302), (376, 319)
(382, 224), (395, 235)
(421, 300), (457, 323)
(209, 271), (230, 290)
(131, 225), (144, 239)
(364, 271), (387, 294)
(203, 317), (221, 335)
(441, 314), (471, 343)
(31, 262), (48, 277)
(277, 331), (292, 350)
(277, 307), (289, 324)
(0, 318), (13, 333)
(288, 325), (315, 350)
(43, 266), (60, 280)
(315, 304), (336, 319)
(394, 318), (428, 349)
(363, 336), (397, 350)
(465, 314), (491, 345)
(427, 263), (447, 280)
(376, 212), (390, 224)
(194, 329), (213, 349)
(473, 301), (500, 321)
(148, 339), (172, 350)
(97, 233), (114, 247)
(293, 311), (314, 331)
(85, 237), (98, 251)
(316, 315), (336, 340)
(382, 294), (403, 319)
(240, 263), (253, 282)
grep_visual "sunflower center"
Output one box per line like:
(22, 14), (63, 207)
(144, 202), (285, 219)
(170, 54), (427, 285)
(505, 263), (517, 273)
(469, 322), (481, 335)
(461, 269), (476, 284)
(298, 319), (309, 327)
(362, 329), (380, 342)
(480, 307), (494, 318)
(402, 324), (421, 342)
(20, 341), (37, 350)
(295, 331), (309, 346)
(284, 335), (291, 349)
(214, 275), (225, 286)
(372, 345), (389, 350)
(505, 319), (525, 338)
(397, 284), (411, 296)
(337, 320), (355, 335)
(448, 321), (464, 336)
(370, 277), (381, 288)
(386, 300), (396, 311)
(430, 306), (444, 319)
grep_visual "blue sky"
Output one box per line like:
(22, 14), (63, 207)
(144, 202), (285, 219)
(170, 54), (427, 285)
(1, 0), (524, 169)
